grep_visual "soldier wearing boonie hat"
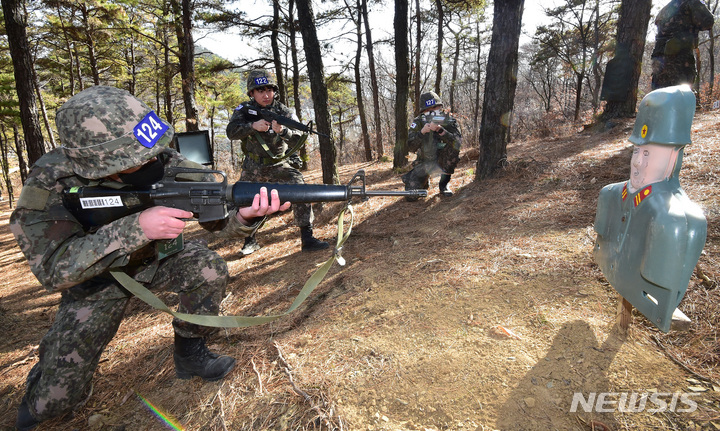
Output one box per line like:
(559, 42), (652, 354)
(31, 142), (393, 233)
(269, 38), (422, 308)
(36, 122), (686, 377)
(10, 86), (289, 430)
(58, 85), (172, 178)
(402, 91), (462, 200)
(227, 68), (329, 254)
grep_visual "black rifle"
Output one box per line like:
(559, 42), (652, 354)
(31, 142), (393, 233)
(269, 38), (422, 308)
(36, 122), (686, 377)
(62, 167), (427, 229)
(239, 105), (328, 137)
(424, 112), (450, 126)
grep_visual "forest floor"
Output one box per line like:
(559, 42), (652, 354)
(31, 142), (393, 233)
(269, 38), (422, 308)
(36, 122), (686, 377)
(1, 110), (719, 431)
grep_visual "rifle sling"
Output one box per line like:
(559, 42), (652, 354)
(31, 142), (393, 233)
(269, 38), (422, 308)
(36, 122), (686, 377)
(110, 204), (353, 328)
(243, 132), (308, 166)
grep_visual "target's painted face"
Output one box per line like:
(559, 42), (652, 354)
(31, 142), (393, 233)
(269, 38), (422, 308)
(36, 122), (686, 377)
(629, 144), (679, 193)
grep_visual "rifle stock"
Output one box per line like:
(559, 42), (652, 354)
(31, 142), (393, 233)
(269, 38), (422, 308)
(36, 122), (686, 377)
(62, 168), (427, 229)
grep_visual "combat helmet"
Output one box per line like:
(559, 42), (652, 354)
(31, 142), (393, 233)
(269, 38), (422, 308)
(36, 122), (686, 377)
(419, 91), (443, 112)
(246, 68), (279, 96)
(629, 85), (695, 147)
(58, 86), (173, 179)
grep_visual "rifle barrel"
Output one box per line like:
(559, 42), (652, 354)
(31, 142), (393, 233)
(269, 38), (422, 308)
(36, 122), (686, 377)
(363, 190), (428, 198)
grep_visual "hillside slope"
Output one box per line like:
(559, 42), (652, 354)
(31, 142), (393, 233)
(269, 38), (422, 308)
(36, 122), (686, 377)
(1, 111), (718, 430)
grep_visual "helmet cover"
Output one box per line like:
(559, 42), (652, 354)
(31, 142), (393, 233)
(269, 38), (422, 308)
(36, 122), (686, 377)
(58, 86), (173, 179)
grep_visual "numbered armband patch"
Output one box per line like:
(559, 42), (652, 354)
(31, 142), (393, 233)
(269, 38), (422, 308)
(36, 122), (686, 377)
(133, 111), (169, 149)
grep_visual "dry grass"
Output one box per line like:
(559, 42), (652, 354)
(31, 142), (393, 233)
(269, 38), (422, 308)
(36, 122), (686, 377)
(1, 110), (719, 430)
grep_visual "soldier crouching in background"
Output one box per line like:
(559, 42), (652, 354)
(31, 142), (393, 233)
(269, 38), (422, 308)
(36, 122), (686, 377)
(402, 91), (462, 201)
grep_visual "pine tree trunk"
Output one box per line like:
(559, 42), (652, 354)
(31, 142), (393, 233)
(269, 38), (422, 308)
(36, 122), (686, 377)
(476, 0), (524, 180)
(354, 0), (372, 161)
(361, 0), (384, 158)
(272, 0), (287, 105)
(393, 0), (410, 170)
(2, 0), (46, 167)
(602, 0), (652, 119)
(171, 0), (199, 132)
(296, 0), (338, 184)
(288, 0), (307, 169)
(434, 0), (444, 94)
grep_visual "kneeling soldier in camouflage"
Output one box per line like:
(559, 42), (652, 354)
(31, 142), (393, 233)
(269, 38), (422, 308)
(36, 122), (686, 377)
(403, 91), (462, 200)
(11, 86), (290, 430)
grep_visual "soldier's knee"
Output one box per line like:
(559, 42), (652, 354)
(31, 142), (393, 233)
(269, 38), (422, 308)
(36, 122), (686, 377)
(28, 379), (92, 422)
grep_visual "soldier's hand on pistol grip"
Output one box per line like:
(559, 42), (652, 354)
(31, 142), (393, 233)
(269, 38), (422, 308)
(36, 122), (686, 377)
(139, 207), (193, 240)
(252, 119), (271, 132)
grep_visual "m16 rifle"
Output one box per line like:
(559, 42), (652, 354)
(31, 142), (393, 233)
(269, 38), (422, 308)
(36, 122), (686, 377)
(424, 112), (450, 127)
(238, 105), (328, 137)
(62, 167), (426, 229)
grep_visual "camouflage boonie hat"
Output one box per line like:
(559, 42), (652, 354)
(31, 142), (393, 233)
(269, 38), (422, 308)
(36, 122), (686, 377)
(629, 85), (695, 147)
(58, 86), (173, 179)
(420, 91), (443, 112)
(246, 68), (279, 95)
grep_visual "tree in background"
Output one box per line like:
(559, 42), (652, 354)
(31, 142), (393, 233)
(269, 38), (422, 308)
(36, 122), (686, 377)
(0, 49), (19, 204)
(533, 0), (615, 122)
(2, 0), (45, 167)
(361, 0), (384, 159)
(296, 0), (338, 184)
(699, 0), (718, 104)
(476, 0), (524, 180)
(4, 0), (715, 187)
(327, 75), (360, 163)
(600, 0), (652, 120)
(171, 0), (200, 131)
(350, 0), (372, 161)
(393, 0), (410, 170)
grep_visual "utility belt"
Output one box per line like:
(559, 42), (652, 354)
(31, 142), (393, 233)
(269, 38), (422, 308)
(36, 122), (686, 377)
(242, 132), (309, 166)
(246, 152), (282, 166)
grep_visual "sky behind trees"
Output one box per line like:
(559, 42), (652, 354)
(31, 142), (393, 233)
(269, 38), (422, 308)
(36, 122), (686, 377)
(195, 0), (667, 70)
(195, 0), (548, 68)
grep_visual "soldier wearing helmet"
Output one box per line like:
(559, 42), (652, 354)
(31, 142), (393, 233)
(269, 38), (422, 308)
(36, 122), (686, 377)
(402, 91), (462, 200)
(226, 68), (328, 254)
(10, 86), (290, 430)
(593, 85), (707, 333)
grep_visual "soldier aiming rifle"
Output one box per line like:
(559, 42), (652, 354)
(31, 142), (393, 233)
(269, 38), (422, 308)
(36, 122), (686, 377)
(227, 68), (328, 255)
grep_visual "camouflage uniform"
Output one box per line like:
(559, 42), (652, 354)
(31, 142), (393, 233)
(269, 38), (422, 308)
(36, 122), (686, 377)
(226, 69), (327, 253)
(403, 92), (462, 195)
(10, 86), (256, 426)
(651, 0), (714, 89)
(227, 98), (312, 228)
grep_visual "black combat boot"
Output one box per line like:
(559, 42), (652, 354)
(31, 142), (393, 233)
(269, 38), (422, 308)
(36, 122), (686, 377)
(16, 398), (39, 431)
(174, 336), (236, 382)
(401, 173), (420, 202)
(300, 226), (330, 252)
(241, 235), (261, 255)
(438, 174), (453, 197)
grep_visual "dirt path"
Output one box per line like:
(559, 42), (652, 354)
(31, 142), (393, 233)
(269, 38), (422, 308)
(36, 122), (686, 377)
(0, 112), (718, 430)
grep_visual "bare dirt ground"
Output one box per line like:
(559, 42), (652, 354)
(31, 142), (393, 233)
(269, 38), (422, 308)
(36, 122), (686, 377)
(1, 110), (719, 431)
